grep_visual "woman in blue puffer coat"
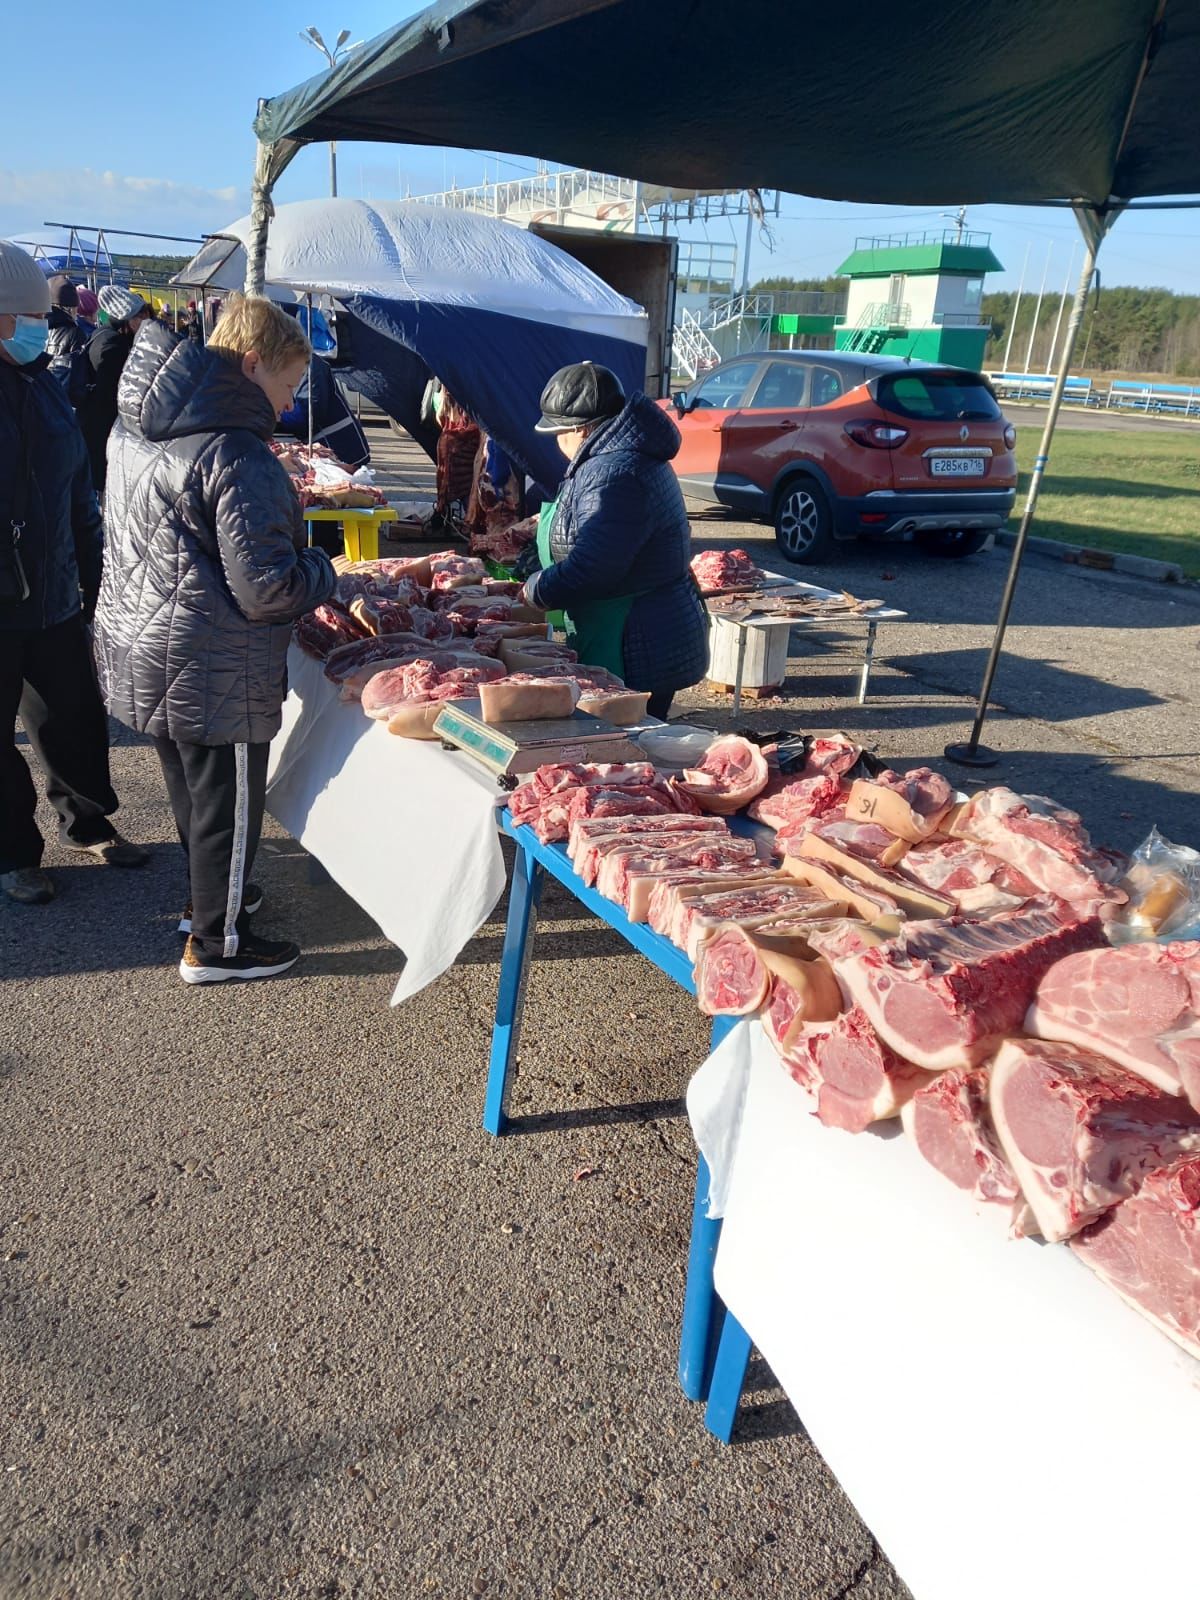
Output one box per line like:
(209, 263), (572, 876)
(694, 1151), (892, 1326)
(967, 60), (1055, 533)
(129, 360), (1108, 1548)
(523, 362), (708, 719)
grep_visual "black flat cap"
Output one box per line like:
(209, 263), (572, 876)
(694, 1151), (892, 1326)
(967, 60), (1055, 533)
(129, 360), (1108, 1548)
(535, 361), (625, 433)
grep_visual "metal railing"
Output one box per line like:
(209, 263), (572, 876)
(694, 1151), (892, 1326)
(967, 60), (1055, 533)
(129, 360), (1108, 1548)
(673, 308), (722, 381)
(853, 228), (992, 251)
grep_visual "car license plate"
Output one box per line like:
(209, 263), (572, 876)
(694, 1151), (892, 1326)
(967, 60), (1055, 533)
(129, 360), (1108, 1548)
(930, 456), (985, 477)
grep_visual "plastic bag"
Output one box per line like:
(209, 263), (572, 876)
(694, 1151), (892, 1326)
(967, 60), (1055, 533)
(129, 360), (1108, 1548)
(635, 723), (720, 768)
(1114, 827), (1200, 942)
(311, 458), (376, 490)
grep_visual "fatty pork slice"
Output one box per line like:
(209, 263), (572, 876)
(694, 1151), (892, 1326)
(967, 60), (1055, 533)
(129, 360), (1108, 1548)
(844, 767), (955, 843)
(1027, 940), (1200, 1104)
(609, 838), (761, 917)
(950, 786), (1127, 917)
(533, 785), (681, 848)
(645, 870), (781, 939)
(678, 736), (770, 816)
(780, 1009), (934, 1132)
(989, 1037), (1200, 1243)
(833, 903), (1105, 1073)
(899, 836), (1037, 915)
(568, 814), (725, 881)
(681, 882), (847, 962)
(902, 1067), (1029, 1224)
(805, 814), (912, 869)
(695, 924), (842, 1022)
(1070, 1155), (1200, 1361)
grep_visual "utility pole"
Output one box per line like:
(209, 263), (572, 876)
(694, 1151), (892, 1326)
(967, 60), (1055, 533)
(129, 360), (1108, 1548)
(300, 26), (363, 197)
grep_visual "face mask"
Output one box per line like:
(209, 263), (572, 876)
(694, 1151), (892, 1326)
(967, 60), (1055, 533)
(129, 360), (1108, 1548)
(1, 316), (49, 365)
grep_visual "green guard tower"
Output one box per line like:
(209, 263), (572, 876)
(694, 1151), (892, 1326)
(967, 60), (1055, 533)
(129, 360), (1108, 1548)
(833, 229), (1003, 370)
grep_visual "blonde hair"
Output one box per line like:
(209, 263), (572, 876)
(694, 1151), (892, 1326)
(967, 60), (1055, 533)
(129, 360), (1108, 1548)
(207, 293), (311, 369)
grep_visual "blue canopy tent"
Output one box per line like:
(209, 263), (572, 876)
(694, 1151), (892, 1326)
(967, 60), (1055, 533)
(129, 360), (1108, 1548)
(174, 198), (649, 489)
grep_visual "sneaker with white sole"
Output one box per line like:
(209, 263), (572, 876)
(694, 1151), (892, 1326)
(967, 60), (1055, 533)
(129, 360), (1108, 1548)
(62, 832), (149, 867)
(177, 883), (264, 936)
(2, 867), (56, 905)
(179, 932), (299, 984)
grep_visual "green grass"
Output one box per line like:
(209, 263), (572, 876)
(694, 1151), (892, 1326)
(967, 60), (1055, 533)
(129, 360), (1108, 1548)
(1014, 425), (1200, 577)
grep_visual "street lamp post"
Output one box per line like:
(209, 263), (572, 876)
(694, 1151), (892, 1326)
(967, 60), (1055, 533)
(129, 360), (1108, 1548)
(299, 26), (362, 197)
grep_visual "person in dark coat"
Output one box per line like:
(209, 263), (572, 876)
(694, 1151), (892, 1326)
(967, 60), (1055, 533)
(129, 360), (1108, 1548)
(523, 362), (708, 719)
(75, 284), (154, 491)
(94, 294), (335, 985)
(44, 275), (87, 384)
(0, 240), (147, 906)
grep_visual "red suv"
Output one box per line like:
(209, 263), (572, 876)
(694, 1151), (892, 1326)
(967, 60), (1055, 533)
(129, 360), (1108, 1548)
(665, 352), (1017, 562)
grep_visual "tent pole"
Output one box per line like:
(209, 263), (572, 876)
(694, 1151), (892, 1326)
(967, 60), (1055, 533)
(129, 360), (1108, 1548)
(945, 205), (1111, 768)
(306, 292), (315, 454)
(246, 124), (274, 296)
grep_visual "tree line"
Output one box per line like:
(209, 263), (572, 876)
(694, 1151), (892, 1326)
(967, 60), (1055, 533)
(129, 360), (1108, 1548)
(750, 276), (1200, 377)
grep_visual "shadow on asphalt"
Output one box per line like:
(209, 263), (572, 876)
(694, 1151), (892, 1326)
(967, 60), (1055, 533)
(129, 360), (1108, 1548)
(503, 1096), (686, 1136)
(882, 646), (1163, 721)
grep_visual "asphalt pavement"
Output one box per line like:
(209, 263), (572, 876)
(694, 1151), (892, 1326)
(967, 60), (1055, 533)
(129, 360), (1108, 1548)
(3, 420), (1198, 1599)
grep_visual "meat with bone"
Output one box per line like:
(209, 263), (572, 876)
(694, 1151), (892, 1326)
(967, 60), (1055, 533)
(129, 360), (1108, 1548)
(787, 832), (955, 919)
(337, 647), (485, 701)
(950, 787), (1127, 916)
(335, 571), (425, 608)
(754, 772), (847, 836)
(804, 814), (911, 870)
(1026, 940), (1200, 1103)
(902, 1066), (1029, 1225)
(514, 774), (697, 846)
(567, 813), (725, 879)
(430, 555), (489, 590)
(628, 864), (779, 925)
(294, 602), (368, 658)
(677, 736), (770, 815)
(689, 547), (765, 593)
(322, 632), (476, 685)
(845, 766), (955, 843)
(988, 1036), (1200, 1242)
(515, 761), (657, 800)
(360, 655), (505, 721)
(677, 881), (847, 961)
(695, 923), (843, 1022)
(1070, 1155), (1200, 1361)
(832, 903), (1105, 1072)
(779, 1008), (933, 1133)
(899, 837), (1037, 915)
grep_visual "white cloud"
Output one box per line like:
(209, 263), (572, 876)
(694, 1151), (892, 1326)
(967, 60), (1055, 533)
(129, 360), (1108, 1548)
(0, 166), (246, 246)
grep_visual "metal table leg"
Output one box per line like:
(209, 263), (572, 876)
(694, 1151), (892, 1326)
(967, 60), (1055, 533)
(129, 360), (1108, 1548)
(857, 619), (878, 705)
(483, 844), (544, 1136)
(731, 623), (750, 719)
(678, 1015), (738, 1401)
(704, 1310), (753, 1443)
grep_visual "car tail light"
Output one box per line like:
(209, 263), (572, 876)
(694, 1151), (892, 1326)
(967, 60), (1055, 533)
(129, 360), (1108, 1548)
(1003, 423), (1017, 450)
(844, 419), (909, 449)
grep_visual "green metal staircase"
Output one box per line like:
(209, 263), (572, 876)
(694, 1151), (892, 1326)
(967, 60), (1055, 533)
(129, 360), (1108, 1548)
(842, 300), (911, 353)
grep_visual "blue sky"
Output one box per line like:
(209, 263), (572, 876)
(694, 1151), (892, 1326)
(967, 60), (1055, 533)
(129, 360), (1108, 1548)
(3, 0), (1198, 295)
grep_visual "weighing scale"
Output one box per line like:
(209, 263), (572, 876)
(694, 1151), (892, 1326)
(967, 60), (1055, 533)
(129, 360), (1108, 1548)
(433, 699), (643, 780)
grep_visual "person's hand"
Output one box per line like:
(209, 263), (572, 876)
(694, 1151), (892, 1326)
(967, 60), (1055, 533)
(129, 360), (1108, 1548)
(520, 574), (541, 609)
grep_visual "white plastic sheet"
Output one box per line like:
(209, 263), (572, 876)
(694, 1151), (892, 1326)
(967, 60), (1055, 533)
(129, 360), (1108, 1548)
(266, 646), (507, 1003)
(693, 1022), (1200, 1600)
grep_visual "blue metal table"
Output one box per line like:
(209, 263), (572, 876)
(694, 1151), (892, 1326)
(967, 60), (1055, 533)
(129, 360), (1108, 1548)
(487, 811), (737, 1400)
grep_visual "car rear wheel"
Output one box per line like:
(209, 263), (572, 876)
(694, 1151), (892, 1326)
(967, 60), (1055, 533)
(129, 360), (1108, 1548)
(917, 528), (991, 558)
(773, 479), (833, 564)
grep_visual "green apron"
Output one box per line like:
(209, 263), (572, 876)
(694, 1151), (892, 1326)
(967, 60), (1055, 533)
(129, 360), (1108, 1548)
(536, 498), (636, 679)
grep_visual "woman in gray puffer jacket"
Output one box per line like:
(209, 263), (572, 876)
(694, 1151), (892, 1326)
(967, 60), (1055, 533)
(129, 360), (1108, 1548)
(95, 296), (335, 985)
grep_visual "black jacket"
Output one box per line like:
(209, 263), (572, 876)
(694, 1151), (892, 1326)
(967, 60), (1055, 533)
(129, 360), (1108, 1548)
(533, 394), (708, 695)
(76, 324), (134, 490)
(0, 353), (102, 633)
(45, 305), (87, 381)
(94, 322), (335, 746)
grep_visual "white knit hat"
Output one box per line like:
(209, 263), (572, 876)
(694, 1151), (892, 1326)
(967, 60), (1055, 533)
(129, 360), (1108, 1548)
(0, 241), (52, 315)
(98, 283), (148, 323)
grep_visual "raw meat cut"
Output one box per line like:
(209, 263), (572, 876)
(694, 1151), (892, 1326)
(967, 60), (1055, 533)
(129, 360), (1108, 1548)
(833, 904), (1105, 1072)
(753, 772), (846, 834)
(496, 638), (577, 671)
(512, 769), (698, 846)
(677, 882), (846, 961)
(899, 837), (1037, 915)
(782, 857), (903, 928)
(646, 871), (782, 941)
(1027, 940), (1200, 1103)
(361, 655), (505, 721)
(479, 678), (579, 723)
(322, 632), (474, 685)
(787, 832), (954, 918)
(678, 736), (770, 815)
(576, 689), (651, 727)
(989, 1037), (1200, 1242)
(950, 787), (1127, 916)
(567, 814), (726, 878)
(694, 924), (843, 1022)
(845, 767), (955, 843)
(779, 1008), (933, 1132)
(628, 864), (776, 925)
(602, 837), (761, 913)
(1070, 1155), (1200, 1360)
(690, 547), (765, 593)
(430, 555), (488, 589)
(805, 815), (912, 870)
(902, 1067), (1029, 1225)
(294, 603), (367, 657)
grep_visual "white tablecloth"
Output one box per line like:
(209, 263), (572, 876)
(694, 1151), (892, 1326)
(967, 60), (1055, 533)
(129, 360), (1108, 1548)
(688, 1022), (1200, 1600)
(267, 646), (507, 1004)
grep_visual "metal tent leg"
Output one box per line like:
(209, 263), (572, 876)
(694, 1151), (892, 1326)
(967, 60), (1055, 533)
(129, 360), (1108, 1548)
(678, 1015), (738, 1401)
(483, 844), (543, 1136)
(857, 619), (878, 705)
(704, 1310), (753, 1443)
